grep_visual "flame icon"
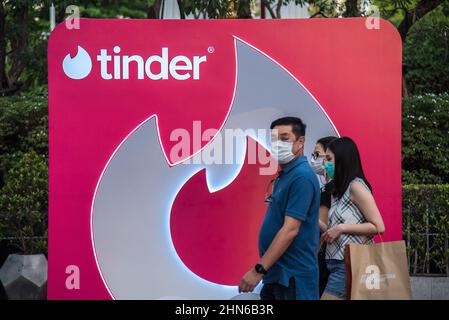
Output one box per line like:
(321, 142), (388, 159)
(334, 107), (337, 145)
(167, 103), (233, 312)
(91, 37), (339, 299)
(62, 46), (92, 79)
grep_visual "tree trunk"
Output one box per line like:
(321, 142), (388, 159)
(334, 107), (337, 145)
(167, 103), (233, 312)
(0, 3), (9, 91)
(343, 0), (360, 17)
(177, 0), (186, 19)
(147, 0), (163, 19)
(237, 0), (252, 18)
(275, 0), (283, 19)
(397, 0), (444, 97)
(8, 5), (29, 87)
(261, 0), (276, 19)
(402, 75), (409, 97)
(398, 0), (444, 41)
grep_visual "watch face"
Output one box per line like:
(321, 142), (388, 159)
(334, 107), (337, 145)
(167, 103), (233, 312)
(256, 264), (266, 274)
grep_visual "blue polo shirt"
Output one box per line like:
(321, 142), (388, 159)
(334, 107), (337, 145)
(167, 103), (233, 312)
(258, 155), (320, 300)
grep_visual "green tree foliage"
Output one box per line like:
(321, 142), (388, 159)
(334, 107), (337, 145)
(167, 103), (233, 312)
(53, 0), (149, 19)
(0, 1), (151, 95)
(0, 1), (51, 94)
(0, 90), (48, 254)
(0, 0), (446, 94)
(183, 0), (229, 18)
(402, 94), (449, 184)
(0, 151), (48, 255)
(403, 184), (449, 275)
(403, 6), (449, 95)
(0, 90), (47, 187)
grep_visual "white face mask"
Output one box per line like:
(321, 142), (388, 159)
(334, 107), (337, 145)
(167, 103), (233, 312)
(270, 140), (296, 164)
(310, 156), (325, 175)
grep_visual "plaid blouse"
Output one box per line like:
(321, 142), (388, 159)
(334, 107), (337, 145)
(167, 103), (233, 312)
(325, 178), (374, 260)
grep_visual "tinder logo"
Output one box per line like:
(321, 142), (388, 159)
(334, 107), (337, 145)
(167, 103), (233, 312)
(62, 45), (208, 81)
(63, 46), (92, 80)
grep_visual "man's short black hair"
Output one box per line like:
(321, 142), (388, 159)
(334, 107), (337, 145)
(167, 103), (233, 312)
(270, 116), (306, 137)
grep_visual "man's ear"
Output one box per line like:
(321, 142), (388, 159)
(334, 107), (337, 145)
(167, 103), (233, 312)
(297, 136), (305, 149)
(293, 136), (305, 154)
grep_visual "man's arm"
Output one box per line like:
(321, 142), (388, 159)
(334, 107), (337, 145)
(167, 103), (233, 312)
(239, 177), (314, 293)
(239, 216), (302, 293)
(258, 216), (302, 271)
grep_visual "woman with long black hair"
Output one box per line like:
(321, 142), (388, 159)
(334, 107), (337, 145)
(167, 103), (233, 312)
(320, 137), (385, 300)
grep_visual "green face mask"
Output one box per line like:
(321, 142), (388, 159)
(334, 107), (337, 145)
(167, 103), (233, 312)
(324, 161), (335, 179)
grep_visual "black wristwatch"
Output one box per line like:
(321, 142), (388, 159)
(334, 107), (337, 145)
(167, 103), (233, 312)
(254, 263), (267, 275)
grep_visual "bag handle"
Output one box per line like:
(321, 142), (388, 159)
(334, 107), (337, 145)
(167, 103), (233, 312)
(376, 232), (384, 243)
(374, 224), (384, 243)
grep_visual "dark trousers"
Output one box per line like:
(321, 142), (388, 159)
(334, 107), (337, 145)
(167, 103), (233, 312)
(260, 277), (296, 300)
(318, 243), (329, 297)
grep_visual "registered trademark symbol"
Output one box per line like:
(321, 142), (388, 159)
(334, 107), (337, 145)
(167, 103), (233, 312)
(207, 46), (214, 54)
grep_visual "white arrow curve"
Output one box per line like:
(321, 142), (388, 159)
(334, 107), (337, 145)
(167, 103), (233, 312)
(91, 37), (339, 300)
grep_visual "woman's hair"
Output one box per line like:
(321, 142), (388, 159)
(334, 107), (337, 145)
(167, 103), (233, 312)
(317, 136), (337, 150)
(327, 137), (372, 199)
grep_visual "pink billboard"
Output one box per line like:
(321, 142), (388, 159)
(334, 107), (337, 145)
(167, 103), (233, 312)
(48, 18), (402, 299)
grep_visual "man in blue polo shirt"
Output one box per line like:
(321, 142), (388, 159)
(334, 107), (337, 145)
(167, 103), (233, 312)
(238, 116), (320, 300)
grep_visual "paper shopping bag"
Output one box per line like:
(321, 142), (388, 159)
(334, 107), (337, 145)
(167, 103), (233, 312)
(344, 240), (412, 300)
